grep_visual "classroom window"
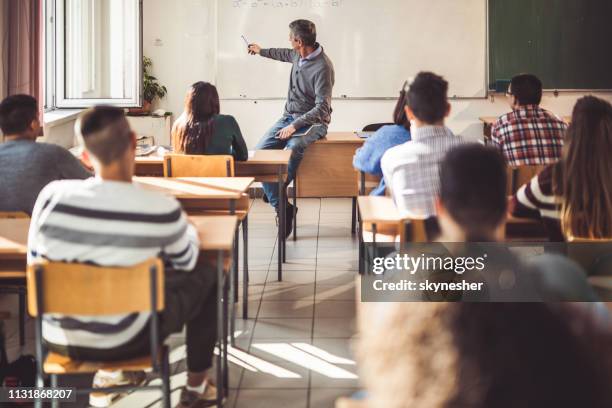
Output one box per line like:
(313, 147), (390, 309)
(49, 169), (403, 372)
(45, 0), (143, 109)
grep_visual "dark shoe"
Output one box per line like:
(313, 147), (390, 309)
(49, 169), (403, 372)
(275, 203), (297, 239)
(176, 383), (219, 407)
(285, 203), (297, 239)
(262, 193), (269, 204)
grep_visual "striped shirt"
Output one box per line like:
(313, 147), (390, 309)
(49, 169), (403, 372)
(27, 177), (200, 349)
(511, 163), (564, 241)
(491, 105), (567, 166)
(381, 126), (464, 218)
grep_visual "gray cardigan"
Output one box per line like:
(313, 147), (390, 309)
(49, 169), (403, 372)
(260, 44), (334, 129)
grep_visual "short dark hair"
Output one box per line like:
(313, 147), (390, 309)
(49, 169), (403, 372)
(405, 72), (449, 124)
(0, 94), (38, 135)
(289, 19), (317, 47)
(78, 106), (132, 165)
(510, 74), (543, 105)
(440, 144), (507, 241)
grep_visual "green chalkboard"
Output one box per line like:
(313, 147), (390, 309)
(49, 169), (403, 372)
(489, 0), (612, 90)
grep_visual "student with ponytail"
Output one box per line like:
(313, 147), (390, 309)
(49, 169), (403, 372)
(171, 81), (248, 161)
(352, 82), (412, 195)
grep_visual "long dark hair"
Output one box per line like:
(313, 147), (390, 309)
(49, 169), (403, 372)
(557, 96), (612, 239)
(172, 81), (220, 154)
(393, 81), (411, 131)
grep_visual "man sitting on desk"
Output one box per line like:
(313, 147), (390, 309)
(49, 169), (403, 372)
(248, 19), (335, 237)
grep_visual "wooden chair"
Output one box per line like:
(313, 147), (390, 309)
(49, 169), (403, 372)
(0, 211), (29, 219)
(163, 154), (250, 330)
(27, 259), (174, 408)
(506, 165), (545, 195)
(163, 154), (234, 177)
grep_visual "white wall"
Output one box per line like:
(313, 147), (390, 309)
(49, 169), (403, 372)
(144, 0), (612, 147)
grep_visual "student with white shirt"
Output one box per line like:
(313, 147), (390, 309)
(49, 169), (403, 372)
(28, 107), (219, 408)
(381, 71), (464, 233)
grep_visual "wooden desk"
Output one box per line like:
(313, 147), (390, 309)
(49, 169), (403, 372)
(134, 153), (291, 279)
(133, 176), (253, 215)
(235, 150), (292, 278)
(479, 115), (572, 144)
(297, 132), (364, 197)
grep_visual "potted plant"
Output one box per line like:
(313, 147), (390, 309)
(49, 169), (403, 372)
(130, 56), (167, 115)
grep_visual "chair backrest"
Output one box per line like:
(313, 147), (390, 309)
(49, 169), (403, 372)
(507, 165), (545, 195)
(27, 258), (164, 316)
(361, 123), (394, 132)
(0, 211), (29, 219)
(566, 236), (612, 275)
(163, 154), (234, 177)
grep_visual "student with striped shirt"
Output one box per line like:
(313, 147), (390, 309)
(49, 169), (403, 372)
(511, 96), (612, 241)
(491, 74), (567, 166)
(28, 107), (219, 408)
(381, 72), (463, 228)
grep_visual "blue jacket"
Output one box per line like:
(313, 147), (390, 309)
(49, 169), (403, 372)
(352, 125), (411, 196)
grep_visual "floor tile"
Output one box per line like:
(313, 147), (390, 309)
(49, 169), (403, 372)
(266, 269), (316, 284)
(253, 318), (313, 339)
(316, 270), (357, 285)
(259, 301), (314, 318)
(313, 318), (356, 339)
(262, 284), (315, 301)
(309, 388), (360, 408)
(235, 389), (308, 408)
(314, 301), (356, 319)
(315, 283), (357, 301)
(239, 361), (310, 389)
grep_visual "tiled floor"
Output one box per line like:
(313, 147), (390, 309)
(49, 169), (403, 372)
(1, 198), (360, 408)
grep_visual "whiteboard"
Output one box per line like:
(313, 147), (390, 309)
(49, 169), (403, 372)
(217, 0), (487, 99)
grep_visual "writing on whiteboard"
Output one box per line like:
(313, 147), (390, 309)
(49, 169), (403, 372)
(232, 0), (343, 9)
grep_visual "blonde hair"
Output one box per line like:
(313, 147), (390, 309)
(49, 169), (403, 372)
(356, 303), (459, 408)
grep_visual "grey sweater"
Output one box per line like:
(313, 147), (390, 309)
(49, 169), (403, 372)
(260, 44), (334, 129)
(0, 139), (91, 215)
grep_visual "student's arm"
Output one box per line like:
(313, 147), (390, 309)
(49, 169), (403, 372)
(229, 116), (249, 161)
(259, 48), (297, 63)
(54, 146), (92, 179)
(291, 69), (333, 129)
(353, 133), (386, 176)
(161, 206), (200, 272)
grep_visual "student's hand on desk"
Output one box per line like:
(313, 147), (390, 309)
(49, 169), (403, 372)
(248, 44), (261, 55)
(276, 124), (296, 140)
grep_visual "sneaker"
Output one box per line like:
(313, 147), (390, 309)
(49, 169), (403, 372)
(176, 382), (219, 407)
(89, 370), (147, 407)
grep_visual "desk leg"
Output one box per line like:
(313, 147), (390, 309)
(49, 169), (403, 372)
(243, 216), (249, 319)
(351, 197), (357, 235)
(223, 256), (230, 397)
(278, 168), (284, 281)
(358, 214), (364, 275)
(230, 229), (238, 346)
(216, 250), (225, 405)
(293, 177), (297, 241)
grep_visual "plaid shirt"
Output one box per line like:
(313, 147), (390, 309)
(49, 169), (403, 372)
(381, 126), (464, 218)
(491, 105), (567, 166)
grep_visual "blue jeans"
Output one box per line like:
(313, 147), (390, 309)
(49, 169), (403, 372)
(255, 114), (327, 209)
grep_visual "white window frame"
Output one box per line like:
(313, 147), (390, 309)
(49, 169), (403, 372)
(45, 0), (143, 109)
